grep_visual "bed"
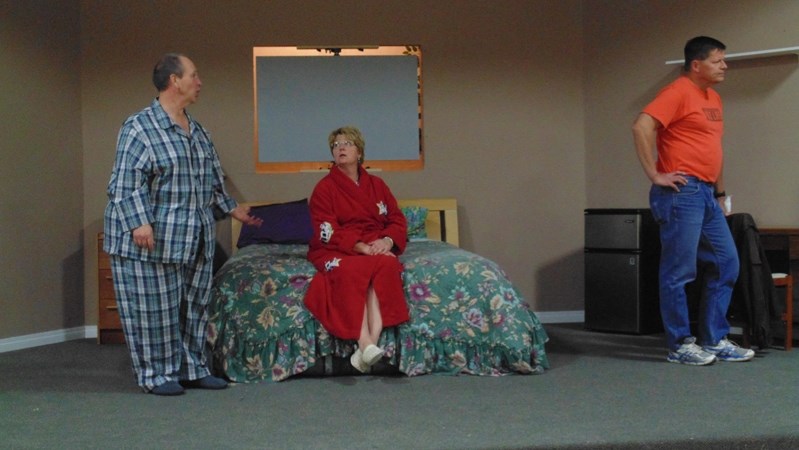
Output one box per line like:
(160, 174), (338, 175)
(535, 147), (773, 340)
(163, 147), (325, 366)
(207, 198), (549, 382)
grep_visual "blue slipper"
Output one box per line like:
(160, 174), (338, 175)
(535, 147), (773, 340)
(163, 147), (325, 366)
(150, 381), (184, 396)
(180, 375), (228, 390)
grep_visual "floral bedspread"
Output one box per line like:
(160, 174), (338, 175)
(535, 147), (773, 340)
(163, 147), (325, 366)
(208, 240), (549, 382)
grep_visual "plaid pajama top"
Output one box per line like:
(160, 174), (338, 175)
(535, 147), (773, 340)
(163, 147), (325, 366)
(103, 99), (237, 263)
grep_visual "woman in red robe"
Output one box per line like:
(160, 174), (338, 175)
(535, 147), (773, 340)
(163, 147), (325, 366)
(305, 126), (410, 373)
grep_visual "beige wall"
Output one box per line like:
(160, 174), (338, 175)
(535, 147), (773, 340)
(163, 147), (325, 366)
(3, 0), (798, 340)
(78, 0), (587, 331)
(1, 1), (84, 339)
(584, 0), (799, 225)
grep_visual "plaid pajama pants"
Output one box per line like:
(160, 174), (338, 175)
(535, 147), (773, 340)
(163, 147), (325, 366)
(110, 253), (213, 392)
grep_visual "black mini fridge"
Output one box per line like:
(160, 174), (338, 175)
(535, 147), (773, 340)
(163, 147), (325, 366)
(584, 209), (662, 334)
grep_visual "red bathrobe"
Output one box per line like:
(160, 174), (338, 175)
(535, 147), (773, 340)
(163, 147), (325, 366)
(305, 165), (410, 339)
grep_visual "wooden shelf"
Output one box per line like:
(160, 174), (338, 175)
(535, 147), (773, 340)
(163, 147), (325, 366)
(97, 233), (125, 344)
(665, 46), (799, 65)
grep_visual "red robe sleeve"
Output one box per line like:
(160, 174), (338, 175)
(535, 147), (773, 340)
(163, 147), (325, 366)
(308, 178), (362, 255)
(372, 177), (407, 255)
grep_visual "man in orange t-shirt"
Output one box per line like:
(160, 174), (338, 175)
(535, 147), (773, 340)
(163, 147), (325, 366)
(633, 36), (753, 365)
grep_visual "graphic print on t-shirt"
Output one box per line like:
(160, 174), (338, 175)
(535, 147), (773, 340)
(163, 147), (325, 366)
(703, 108), (722, 121)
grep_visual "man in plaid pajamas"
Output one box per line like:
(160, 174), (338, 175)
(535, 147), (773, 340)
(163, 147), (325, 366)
(104, 53), (262, 395)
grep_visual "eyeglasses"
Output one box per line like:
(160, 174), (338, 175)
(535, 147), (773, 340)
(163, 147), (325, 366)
(331, 140), (355, 149)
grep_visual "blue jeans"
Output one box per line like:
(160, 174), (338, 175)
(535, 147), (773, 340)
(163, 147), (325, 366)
(649, 177), (739, 351)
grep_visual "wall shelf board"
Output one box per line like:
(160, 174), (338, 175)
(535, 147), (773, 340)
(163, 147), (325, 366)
(665, 46), (799, 65)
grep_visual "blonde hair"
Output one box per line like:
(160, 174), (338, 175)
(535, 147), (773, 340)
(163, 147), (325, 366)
(328, 126), (365, 162)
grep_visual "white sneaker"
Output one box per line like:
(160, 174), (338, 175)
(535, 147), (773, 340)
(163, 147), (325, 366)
(703, 338), (755, 362)
(667, 337), (717, 366)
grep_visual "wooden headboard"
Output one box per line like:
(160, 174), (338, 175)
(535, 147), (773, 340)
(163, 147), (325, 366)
(231, 197), (459, 253)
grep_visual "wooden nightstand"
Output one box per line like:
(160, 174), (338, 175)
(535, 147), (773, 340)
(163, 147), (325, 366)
(759, 228), (798, 349)
(97, 233), (125, 344)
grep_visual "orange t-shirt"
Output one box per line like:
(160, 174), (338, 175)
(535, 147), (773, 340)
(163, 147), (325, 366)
(643, 76), (724, 183)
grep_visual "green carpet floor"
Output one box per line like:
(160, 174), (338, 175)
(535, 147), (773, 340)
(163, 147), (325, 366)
(1, 324), (797, 449)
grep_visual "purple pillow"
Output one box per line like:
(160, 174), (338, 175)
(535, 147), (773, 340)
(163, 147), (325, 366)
(236, 199), (313, 248)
